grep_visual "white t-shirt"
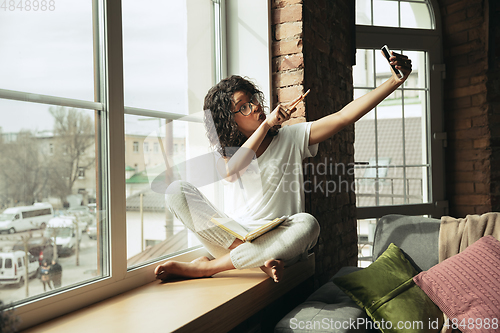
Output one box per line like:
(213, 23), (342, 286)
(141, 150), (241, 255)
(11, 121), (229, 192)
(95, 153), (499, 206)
(223, 122), (318, 228)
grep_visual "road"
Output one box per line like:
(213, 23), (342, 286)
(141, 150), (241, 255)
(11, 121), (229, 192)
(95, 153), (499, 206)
(0, 232), (99, 305)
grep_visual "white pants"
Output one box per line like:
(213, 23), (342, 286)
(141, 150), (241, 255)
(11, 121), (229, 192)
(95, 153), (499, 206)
(165, 180), (320, 269)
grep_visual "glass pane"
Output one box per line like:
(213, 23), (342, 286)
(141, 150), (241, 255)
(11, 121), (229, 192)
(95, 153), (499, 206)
(357, 218), (376, 267)
(125, 115), (184, 264)
(400, 2), (432, 29)
(373, 0), (398, 28)
(122, 0), (214, 114)
(354, 49), (375, 88)
(406, 167), (427, 204)
(405, 91), (426, 166)
(0, 2), (94, 100)
(403, 50), (427, 89)
(356, 0), (372, 26)
(122, 0), (216, 268)
(0, 99), (105, 305)
(125, 115), (221, 268)
(354, 90), (376, 164)
(380, 166), (404, 205)
(354, 89), (376, 208)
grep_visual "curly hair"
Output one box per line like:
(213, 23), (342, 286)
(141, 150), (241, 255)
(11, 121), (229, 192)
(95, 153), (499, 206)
(203, 75), (276, 157)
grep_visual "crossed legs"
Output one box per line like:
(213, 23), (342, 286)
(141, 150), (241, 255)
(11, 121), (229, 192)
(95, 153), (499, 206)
(154, 238), (285, 282)
(155, 181), (318, 283)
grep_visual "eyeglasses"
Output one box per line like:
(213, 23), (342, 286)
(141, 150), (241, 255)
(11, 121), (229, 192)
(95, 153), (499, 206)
(233, 94), (260, 116)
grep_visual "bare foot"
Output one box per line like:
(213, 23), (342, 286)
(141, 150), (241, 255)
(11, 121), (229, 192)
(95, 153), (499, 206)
(191, 256), (211, 264)
(261, 259), (284, 283)
(154, 256), (211, 281)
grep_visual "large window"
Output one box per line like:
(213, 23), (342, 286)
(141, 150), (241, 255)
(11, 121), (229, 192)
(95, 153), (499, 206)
(0, 0), (271, 329)
(354, 0), (446, 265)
(121, 0), (219, 268)
(0, 1), (107, 306)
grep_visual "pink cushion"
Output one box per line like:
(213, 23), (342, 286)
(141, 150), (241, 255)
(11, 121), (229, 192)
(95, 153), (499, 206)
(413, 235), (500, 333)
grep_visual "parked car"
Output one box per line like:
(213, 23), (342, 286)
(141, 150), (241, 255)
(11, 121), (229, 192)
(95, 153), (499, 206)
(12, 236), (54, 265)
(0, 251), (40, 286)
(0, 203), (53, 234)
(44, 216), (83, 255)
(67, 206), (95, 229)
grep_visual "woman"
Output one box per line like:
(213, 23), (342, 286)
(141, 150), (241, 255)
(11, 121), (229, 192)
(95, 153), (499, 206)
(155, 51), (412, 282)
(40, 261), (52, 291)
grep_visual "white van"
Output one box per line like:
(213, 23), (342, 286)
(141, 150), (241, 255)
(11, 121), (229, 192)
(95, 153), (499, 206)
(0, 251), (40, 286)
(44, 216), (83, 255)
(0, 203), (54, 234)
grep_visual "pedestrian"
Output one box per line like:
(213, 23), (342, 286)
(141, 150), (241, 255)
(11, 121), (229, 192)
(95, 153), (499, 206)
(40, 261), (52, 291)
(49, 260), (62, 288)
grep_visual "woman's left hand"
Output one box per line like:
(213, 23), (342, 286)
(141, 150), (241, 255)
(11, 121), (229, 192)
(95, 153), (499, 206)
(387, 51), (412, 82)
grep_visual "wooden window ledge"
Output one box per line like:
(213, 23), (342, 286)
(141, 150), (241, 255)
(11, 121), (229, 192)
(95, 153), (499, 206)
(24, 254), (314, 333)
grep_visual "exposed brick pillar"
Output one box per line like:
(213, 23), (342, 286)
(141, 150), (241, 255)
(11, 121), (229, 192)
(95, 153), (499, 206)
(488, 0), (500, 211)
(439, 0), (492, 216)
(271, 0), (357, 287)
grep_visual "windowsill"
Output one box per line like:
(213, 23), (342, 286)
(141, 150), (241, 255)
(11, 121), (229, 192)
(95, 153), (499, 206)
(24, 253), (315, 333)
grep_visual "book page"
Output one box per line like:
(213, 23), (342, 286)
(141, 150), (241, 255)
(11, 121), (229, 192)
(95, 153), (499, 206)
(210, 217), (250, 241)
(211, 215), (289, 242)
(245, 216), (289, 242)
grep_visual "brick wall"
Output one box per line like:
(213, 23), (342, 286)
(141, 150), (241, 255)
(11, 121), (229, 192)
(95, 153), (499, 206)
(487, 1), (500, 211)
(439, 0), (492, 216)
(271, 0), (357, 287)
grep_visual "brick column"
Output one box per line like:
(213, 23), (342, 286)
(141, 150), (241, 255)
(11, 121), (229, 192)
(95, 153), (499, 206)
(271, 0), (357, 287)
(272, 0), (306, 124)
(487, 0), (500, 211)
(439, 0), (492, 216)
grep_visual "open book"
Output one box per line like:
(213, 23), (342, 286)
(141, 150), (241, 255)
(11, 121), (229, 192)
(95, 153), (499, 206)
(210, 216), (289, 242)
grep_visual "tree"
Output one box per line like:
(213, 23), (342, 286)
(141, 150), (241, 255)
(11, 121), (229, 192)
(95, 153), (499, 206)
(72, 214), (81, 267)
(20, 234), (31, 297)
(48, 107), (95, 203)
(0, 130), (50, 206)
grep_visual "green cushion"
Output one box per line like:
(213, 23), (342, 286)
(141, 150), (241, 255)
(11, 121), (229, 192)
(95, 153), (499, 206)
(333, 243), (443, 333)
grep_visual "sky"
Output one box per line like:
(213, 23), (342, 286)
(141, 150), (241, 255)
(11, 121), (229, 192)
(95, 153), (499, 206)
(0, 0), (189, 136)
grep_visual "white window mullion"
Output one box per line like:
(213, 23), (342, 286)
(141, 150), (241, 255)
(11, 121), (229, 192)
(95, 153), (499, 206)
(0, 88), (103, 111)
(103, 0), (127, 281)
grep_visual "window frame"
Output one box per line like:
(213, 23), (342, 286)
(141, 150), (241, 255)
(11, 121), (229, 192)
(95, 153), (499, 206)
(2, 0), (274, 328)
(3, 0), (220, 328)
(356, 0), (437, 30)
(355, 0), (447, 220)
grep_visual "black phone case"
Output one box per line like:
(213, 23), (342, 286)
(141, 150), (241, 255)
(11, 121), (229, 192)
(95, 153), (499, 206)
(382, 46), (403, 78)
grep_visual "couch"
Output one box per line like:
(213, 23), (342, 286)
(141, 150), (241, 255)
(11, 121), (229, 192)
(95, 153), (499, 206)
(274, 214), (442, 333)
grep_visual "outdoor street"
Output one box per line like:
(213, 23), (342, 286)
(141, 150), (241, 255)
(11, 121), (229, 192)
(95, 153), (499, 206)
(0, 232), (99, 305)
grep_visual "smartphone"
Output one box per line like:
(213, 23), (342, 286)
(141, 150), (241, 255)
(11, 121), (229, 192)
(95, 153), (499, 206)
(290, 89), (310, 109)
(381, 45), (403, 78)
